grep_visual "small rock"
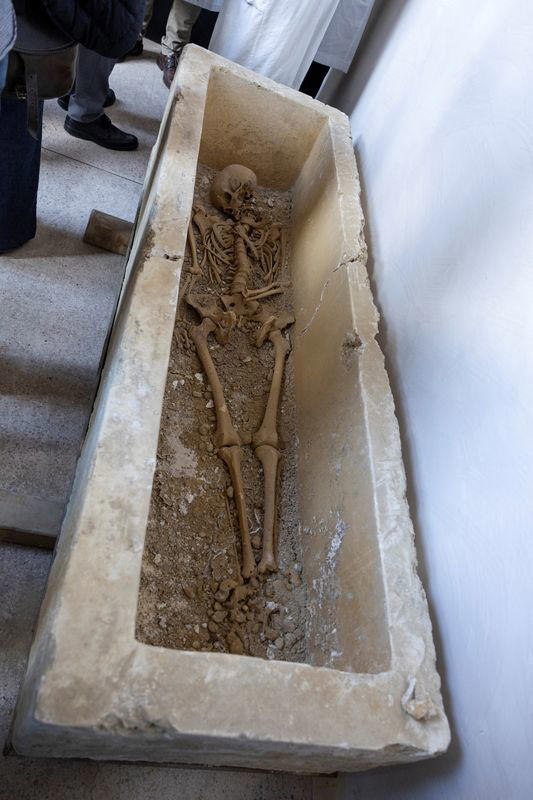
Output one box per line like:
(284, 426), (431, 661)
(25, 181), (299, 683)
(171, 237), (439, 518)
(219, 578), (238, 593)
(182, 585), (195, 599)
(212, 610), (227, 623)
(214, 601), (223, 611)
(206, 399), (214, 408)
(229, 608), (246, 624)
(192, 390), (203, 398)
(153, 553), (162, 565)
(241, 354), (252, 363)
(215, 589), (229, 602)
(226, 631), (244, 655)
(284, 632), (297, 648)
(274, 637), (284, 649)
(192, 640), (201, 649)
(249, 576), (260, 589)
(265, 628), (278, 641)
(208, 620), (219, 633)
(230, 584), (254, 606)
(194, 373), (204, 382)
(251, 535), (261, 549)
(289, 569), (302, 587)
(226, 486), (234, 499)
(270, 616), (283, 631)
(281, 618), (297, 633)
(171, 379), (178, 389)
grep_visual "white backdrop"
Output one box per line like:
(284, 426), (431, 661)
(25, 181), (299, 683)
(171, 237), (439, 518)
(320, 0), (533, 797)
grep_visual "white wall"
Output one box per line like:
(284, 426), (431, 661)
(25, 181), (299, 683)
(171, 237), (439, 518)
(320, 1), (533, 798)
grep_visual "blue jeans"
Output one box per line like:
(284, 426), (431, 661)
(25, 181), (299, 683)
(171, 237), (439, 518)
(0, 95), (44, 252)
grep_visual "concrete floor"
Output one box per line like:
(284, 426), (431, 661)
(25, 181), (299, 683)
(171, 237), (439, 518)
(0, 41), (334, 800)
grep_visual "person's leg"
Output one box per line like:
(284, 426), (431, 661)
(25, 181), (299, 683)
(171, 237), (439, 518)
(57, 46), (115, 114)
(0, 96), (43, 252)
(162, 0), (201, 56)
(158, 0), (201, 87)
(64, 47), (138, 150)
(119, 0), (153, 60)
(67, 46), (115, 124)
(142, 0), (155, 35)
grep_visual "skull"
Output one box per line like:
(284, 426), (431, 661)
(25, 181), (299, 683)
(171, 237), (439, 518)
(210, 164), (257, 219)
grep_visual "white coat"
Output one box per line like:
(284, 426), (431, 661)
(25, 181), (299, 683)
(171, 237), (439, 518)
(207, 0), (375, 88)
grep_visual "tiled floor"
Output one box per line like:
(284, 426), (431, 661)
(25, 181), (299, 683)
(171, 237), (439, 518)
(0, 40), (330, 800)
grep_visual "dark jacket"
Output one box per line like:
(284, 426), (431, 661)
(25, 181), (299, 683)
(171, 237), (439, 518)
(42, 0), (145, 58)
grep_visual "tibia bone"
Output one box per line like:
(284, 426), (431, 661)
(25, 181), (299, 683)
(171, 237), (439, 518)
(255, 444), (279, 574)
(219, 445), (256, 579)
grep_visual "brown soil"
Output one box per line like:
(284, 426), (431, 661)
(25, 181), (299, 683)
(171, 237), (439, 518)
(135, 164), (307, 662)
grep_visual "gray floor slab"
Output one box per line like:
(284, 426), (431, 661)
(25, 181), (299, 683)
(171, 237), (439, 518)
(0, 153), (139, 527)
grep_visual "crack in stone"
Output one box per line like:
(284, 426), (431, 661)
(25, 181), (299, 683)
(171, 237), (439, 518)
(298, 258), (358, 336)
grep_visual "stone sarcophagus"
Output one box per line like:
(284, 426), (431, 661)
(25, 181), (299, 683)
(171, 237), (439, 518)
(12, 46), (449, 773)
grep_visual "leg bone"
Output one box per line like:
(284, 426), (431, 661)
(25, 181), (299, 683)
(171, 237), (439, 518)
(191, 317), (254, 579)
(253, 329), (291, 573)
(255, 444), (279, 574)
(219, 445), (255, 579)
(253, 329), (290, 450)
(190, 317), (239, 448)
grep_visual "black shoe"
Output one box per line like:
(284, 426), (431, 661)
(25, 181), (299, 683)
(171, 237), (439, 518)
(118, 38), (143, 62)
(64, 113), (138, 151)
(58, 88), (116, 112)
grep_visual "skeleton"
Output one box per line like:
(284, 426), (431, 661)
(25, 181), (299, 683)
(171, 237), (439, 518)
(184, 165), (293, 579)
